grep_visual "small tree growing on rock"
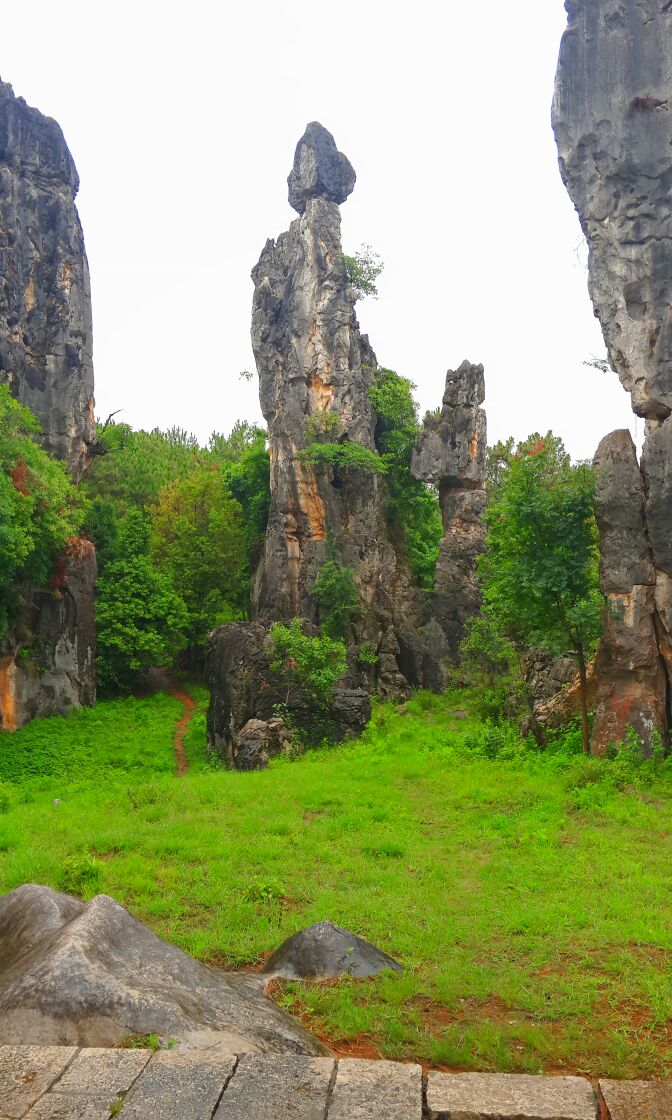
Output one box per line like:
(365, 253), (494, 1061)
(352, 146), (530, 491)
(268, 619), (347, 708)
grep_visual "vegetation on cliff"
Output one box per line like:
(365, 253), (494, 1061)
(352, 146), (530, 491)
(0, 388), (83, 637)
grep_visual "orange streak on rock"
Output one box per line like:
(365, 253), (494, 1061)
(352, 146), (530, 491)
(0, 658), (17, 732)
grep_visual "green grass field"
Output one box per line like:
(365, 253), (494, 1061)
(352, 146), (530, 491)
(1, 687), (671, 1078)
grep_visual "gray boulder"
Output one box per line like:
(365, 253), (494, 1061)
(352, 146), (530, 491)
(263, 921), (403, 979)
(0, 884), (329, 1055)
(287, 121), (356, 214)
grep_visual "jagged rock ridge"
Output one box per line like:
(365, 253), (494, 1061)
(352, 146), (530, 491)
(553, 0), (672, 751)
(0, 80), (96, 729)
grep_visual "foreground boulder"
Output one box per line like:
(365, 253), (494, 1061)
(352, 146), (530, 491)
(263, 921), (403, 979)
(0, 884), (328, 1055)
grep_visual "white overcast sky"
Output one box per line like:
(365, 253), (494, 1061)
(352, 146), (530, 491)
(2, 0), (638, 461)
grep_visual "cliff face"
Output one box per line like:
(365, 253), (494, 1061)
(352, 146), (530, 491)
(591, 431), (667, 754)
(0, 81), (96, 729)
(553, 0), (672, 750)
(412, 361), (487, 659)
(0, 80), (95, 479)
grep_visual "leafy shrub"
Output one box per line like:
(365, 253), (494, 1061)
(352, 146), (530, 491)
(268, 619), (347, 707)
(0, 386), (83, 636)
(342, 244), (383, 300)
(462, 720), (531, 761)
(369, 368), (442, 590)
(0, 782), (15, 814)
(311, 554), (360, 640)
(243, 877), (285, 905)
(299, 441), (386, 475)
(59, 853), (102, 897)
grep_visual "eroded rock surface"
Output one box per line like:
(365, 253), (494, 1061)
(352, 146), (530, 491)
(206, 621), (371, 768)
(591, 431), (667, 754)
(0, 539), (97, 731)
(263, 921), (403, 980)
(0, 79), (95, 478)
(288, 122), (356, 215)
(412, 361), (487, 658)
(554, 2), (672, 751)
(0, 884), (328, 1055)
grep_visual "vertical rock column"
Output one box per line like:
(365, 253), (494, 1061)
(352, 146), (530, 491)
(250, 123), (403, 633)
(0, 80), (96, 728)
(592, 431), (667, 753)
(553, 0), (672, 749)
(411, 361), (487, 658)
(0, 80), (95, 478)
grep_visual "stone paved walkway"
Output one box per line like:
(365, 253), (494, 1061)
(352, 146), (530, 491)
(1, 1045), (671, 1119)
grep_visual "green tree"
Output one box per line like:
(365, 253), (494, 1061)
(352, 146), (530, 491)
(95, 511), (189, 694)
(310, 551), (360, 640)
(149, 468), (248, 654)
(479, 435), (602, 754)
(268, 619), (347, 707)
(369, 368), (442, 589)
(342, 244), (383, 300)
(0, 386), (83, 635)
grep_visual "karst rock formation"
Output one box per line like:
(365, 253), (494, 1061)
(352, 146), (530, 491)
(411, 361), (487, 659)
(0, 80), (96, 729)
(553, 0), (672, 752)
(207, 123), (486, 763)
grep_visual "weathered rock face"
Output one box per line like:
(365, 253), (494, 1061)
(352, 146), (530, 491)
(0, 884), (328, 1054)
(0, 540), (97, 731)
(411, 361), (487, 658)
(206, 621), (371, 769)
(0, 80), (95, 479)
(554, 2), (672, 751)
(591, 432), (667, 754)
(0, 81), (97, 728)
(288, 121), (356, 215)
(263, 921), (403, 980)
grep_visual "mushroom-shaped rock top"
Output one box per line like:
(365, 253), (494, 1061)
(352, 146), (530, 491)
(287, 122), (356, 214)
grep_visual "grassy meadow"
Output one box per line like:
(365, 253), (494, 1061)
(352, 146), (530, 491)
(1, 686), (671, 1078)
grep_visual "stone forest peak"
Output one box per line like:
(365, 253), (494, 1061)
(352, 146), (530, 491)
(287, 121), (356, 214)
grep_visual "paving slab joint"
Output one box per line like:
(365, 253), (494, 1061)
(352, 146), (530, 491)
(33, 1047), (82, 1110)
(208, 1054), (239, 1120)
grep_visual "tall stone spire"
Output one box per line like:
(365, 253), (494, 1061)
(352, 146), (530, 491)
(0, 80), (96, 480)
(553, 0), (672, 751)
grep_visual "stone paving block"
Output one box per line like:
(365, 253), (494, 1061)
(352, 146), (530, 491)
(25, 1096), (114, 1119)
(119, 1049), (236, 1119)
(214, 1054), (335, 1119)
(0, 1045), (77, 1119)
(51, 1047), (151, 1097)
(426, 1072), (597, 1120)
(599, 1078), (672, 1119)
(328, 1058), (423, 1120)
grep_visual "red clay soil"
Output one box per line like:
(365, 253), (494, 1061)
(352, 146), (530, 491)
(169, 687), (195, 776)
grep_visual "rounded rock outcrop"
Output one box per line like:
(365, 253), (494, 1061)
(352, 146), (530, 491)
(287, 121), (356, 214)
